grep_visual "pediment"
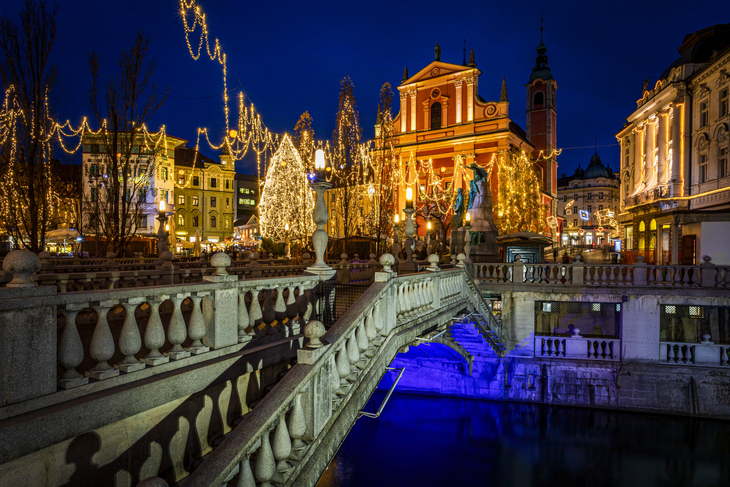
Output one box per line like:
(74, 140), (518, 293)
(401, 61), (479, 87)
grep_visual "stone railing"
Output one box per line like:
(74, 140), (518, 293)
(0, 251), (324, 410)
(168, 264), (486, 487)
(660, 341), (730, 366)
(470, 256), (730, 289)
(535, 336), (621, 361)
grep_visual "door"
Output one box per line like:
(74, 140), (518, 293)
(680, 235), (696, 265)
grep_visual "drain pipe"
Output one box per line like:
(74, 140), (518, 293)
(358, 367), (406, 419)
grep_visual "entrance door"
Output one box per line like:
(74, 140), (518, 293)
(680, 235), (696, 265)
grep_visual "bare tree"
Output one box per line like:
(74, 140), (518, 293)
(373, 82), (399, 255)
(0, 0), (58, 252)
(83, 30), (167, 256)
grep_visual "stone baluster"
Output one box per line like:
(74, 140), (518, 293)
(248, 288), (263, 336)
(374, 301), (386, 341)
(721, 347), (729, 366)
(364, 309), (377, 343)
(724, 268), (730, 288)
(237, 456), (256, 487)
(187, 295), (209, 354)
(272, 414), (293, 475)
(86, 302), (119, 380)
(238, 289), (251, 343)
(116, 301), (145, 372)
(285, 286), (298, 328)
(336, 347), (351, 390)
(166, 295), (191, 360)
(274, 287), (287, 331)
(673, 267), (683, 286)
(262, 289), (277, 335)
(648, 267), (655, 285)
(329, 355), (340, 399)
(289, 393), (307, 452)
(255, 430), (276, 487)
(142, 298), (169, 366)
(356, 320), (370, 358)
(58, 307), (89, 389)
(346, 333), (360, 378)
(296, 287), (310, 328)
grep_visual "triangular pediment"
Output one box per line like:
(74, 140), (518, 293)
(400, 61), (480, 87)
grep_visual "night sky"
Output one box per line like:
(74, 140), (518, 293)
(2, 0), (730, 176)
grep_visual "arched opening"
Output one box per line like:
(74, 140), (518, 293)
(177, 214), (184, 226)
(638, 221), (646, 250)
(211, 215), (217, 228)
(430, 102), (441, 130)
(649, 219), (657, 251)
(534, 91), (544, 107)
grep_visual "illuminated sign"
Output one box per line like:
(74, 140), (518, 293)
(579, 210), (590, 220)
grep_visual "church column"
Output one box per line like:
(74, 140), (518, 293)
(441, 97), (449, 128)
(657, 112), (667, 187)
(646, 117), (656, 186)
(454, 79), (463, 124)
(671, 103), (682, 195)
(400, 92), (408, 133)
(409, 90), (418, 132)
(465, 77), (475, 122)
(634, 127), (643, 193)
(670, 221), (679, 264)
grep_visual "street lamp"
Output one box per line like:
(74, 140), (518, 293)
(284, 222), (291, 259)
(157, 199), (169, 256)
(308, 149), (333, 274)
(403, 188), (416, 263)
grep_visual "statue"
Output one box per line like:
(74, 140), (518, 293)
(642, 76), (650, 94)
(435, 42), (441, 62)
(453, 188), (464, 215)
(466, 163), (488, 210)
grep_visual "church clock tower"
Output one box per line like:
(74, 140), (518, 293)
(525, 25), (558, 198)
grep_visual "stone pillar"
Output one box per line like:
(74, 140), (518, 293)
(202, 253), (239, 349)
(657, 112), (667, 185)
(409, 90), (417, 132)
(634, 127), (644, 193)
(670, 222), (679, 265)
(422, 99), (430, 130)
(671, 104), (682, 195)
(709, 138), (719, 181)
(646, 119), (655, 186)
(656, 224), (664, 265)
(454, 79), (463, 124)
(465, 77), (475, 122)
(441, 97), (449, 128)
(399, 92), (407, 133)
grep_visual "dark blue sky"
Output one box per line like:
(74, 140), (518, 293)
(3, 0), (730, 176)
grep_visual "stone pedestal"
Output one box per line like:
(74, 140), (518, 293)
(457, 178), (500, 262)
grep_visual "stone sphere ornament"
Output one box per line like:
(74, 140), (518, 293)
(210, 252), (231, 275)
(2, 249), (41, 288)
(379, 253), (395, 272)
(303, 320), (326, 348)
(427, 253), (440, 270)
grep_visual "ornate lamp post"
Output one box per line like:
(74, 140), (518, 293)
(392, 214), (401, 262)
(464, 211), (472, 264)
(307, 149), (334, 277)
(403, 187), (416, 263)
(156, 200), (169, 256)
(284, 222), (291, 259)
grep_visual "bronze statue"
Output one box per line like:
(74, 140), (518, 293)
(466, 163), (487, 210)
(453, 187), (464, 215)
(435, 42), (441, 61)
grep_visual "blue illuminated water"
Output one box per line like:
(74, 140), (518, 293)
(317, 393), (730, 487)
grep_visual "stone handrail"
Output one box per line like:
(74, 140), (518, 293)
(660, 341), (730, 366)
(176, 267), (483, 487)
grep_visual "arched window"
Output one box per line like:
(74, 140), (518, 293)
(211, 215), (217, 228)
(177, 214), (184, 226)
(534, 92), (544, 107)
(650, 219), (657, 231)
(192, 215), (199, 227)
(639, 221), (646, 232)
(430, 102), (441, 130)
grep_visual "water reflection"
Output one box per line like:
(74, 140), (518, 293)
(317, 393), (730, 487)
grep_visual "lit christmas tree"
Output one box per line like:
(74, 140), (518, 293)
(258, 134), (315, 243)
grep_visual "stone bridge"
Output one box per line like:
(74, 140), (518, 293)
(3, 251), (730, 486)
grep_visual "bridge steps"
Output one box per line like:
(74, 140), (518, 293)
(447, 321), (500, 359)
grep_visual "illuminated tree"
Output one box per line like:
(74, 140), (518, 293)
(258, 134), (315, 244)
(487, 149), (548, 235)
(373, 82), (399, 254)
(293, 111), (315, 171)
(0, 0), (58, 252)
(84, 30), (168, 256)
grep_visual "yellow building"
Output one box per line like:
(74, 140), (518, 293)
(173, 146), (236, 247)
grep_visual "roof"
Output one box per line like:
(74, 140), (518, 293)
(658, 22), (730, 81)
(174, 146), (216, 169)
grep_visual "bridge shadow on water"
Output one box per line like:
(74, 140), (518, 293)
(317, 353), (730, 487)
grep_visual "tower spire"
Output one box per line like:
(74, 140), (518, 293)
(468, 49), (476, 67)
(402, 66), (409, 83)
(500, 77), (508, 102)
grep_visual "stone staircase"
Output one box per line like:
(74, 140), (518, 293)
(447, 318), (501, 359)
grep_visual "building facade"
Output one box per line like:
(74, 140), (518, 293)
(557, 153), (621, 248)
(173, 146), (236, 246)
(616, 23), (730, 265)
(389, 38), (558, 240)
(234, 174), (259, 227)
(80, 132), (187, 253)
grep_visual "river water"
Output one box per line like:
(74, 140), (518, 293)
(316, 393), (730, 487)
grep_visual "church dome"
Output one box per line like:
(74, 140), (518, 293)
(583, 153), (610, 179)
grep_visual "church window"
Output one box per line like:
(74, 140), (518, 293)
(430, 102), (442, 130)
(534, 92), (544, 107)
(700, 101), (709, 127)
(720, 88), (728, 118)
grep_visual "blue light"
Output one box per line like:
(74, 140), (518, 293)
(579, 210), (589, 221)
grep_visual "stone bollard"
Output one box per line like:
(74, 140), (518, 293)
(105, 251), (119, 269)
(298, 320), (328, 364)
(376, 253), (395, 282)
(369, 253), (377, 264)
(456, 253), (466, 268)
(203, 252), (238, 350)
(301, 253), (312, 266)
(2, 249), (41, 287)
(210, 252), (231, 276)
(632, 255), (646, 286)
(426, 253), (440, 272)
(339, 253), (348, 265)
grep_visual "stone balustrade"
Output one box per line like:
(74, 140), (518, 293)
(535, 336), (621, 361)
(660, 341), (730, 366)
(470, 257), (730, 289)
